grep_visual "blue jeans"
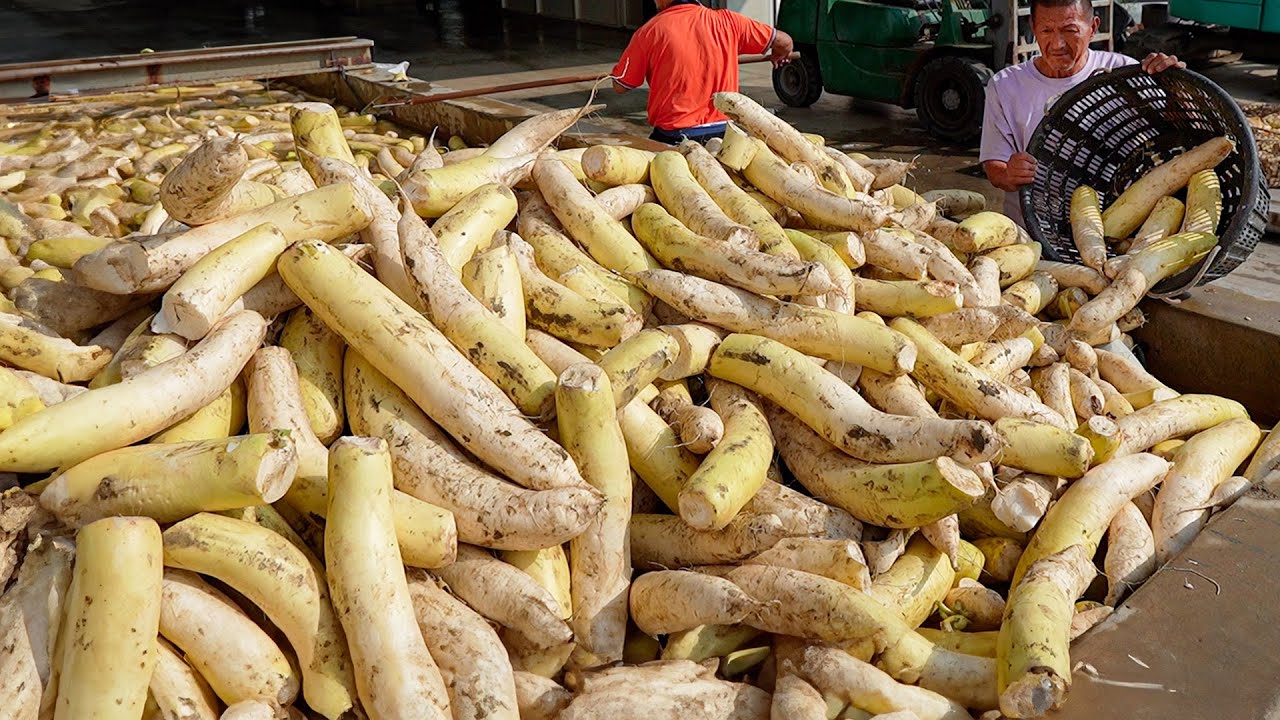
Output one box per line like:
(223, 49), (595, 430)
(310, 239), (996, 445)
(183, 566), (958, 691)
(649, 124), (726, 145)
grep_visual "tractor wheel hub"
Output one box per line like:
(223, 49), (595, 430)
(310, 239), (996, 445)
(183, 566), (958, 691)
(780, 67), (802, 95)
(942, 88), (962, 111)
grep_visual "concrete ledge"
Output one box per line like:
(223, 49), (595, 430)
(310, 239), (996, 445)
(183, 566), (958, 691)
(1052, 485), (1280, 718)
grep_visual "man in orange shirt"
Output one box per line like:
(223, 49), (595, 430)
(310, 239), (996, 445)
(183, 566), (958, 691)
(612, 0), (794, 144)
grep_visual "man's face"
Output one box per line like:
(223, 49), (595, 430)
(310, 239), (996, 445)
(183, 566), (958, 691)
(1032, 3), (1099, 75)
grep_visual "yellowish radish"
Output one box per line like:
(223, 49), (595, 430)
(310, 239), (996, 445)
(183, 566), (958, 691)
(54, 517), (163, 720)
(162, 513), (358, 719)
(325, 436), (452, 720)
(713, 333), (999, 464)
(277, 240), (588, 492)
(557, 363), (631, 667)
(1102, 137), (1233, 239)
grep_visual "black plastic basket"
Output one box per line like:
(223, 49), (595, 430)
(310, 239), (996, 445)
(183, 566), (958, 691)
(1020, 65), (1267, 298)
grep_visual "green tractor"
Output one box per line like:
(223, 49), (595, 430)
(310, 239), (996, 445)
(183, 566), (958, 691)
(771, 0), (1119, 142)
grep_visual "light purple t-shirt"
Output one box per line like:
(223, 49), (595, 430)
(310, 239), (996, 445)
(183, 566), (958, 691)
(980, 50), (1137, 226)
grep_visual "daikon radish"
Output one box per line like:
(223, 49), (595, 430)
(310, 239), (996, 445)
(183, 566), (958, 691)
(1070, 232), (1215, 336)
(633, 269), (913, 374)
(650, 150), (755, 246)
(770, 407), (985, 528)
(715, 92), (869, 195)
(277, 240), (588, 492)
(73, 183), (371, 294)
(1069, 186), (1106, 271)
(1151, 417), (1260, 563)
(1101, 137), (1233, 239)
(407, 574), (521, 720)
(1104, 502), (1156, 606)
(159, 569), (299, 706)
(0, 310), (264, 473)
(325, 437), (451, 720)
(713, 334), (999, 464)
(1011, 453), (1170, 588)
(558, 363), (632, 666)
(401, 207), (557, 419)
(997, 545), (1095, 718)
(155, 222), (287, 339)
(162, 513), (357, 719)
(53, 518), (163, 720)
(533, 151), (657, 274)
(40, 432), (296, 526)
(678, 379), (773, 531)
(893, 317), (1070, 430)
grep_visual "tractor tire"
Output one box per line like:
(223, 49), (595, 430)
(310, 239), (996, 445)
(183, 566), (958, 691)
(913, 56), (993, 144)
(773, 50), (823, 108)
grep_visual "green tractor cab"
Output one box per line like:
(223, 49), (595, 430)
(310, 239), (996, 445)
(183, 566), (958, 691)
(773, 0), (1118, 142)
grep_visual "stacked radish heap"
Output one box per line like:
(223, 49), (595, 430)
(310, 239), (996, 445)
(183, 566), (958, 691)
(0, 85), (1268, 720)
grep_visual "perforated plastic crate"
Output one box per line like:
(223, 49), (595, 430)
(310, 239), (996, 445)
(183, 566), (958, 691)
(1020, 65), (1266, 297)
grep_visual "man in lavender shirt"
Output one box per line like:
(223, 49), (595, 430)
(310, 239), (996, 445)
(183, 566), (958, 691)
(980, 0), (1184, 226)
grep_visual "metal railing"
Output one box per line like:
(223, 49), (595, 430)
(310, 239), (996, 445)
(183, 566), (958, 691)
(0, 37), (374, 102)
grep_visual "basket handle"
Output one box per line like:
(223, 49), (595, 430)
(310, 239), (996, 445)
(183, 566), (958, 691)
(1148, 245), (1223, 301)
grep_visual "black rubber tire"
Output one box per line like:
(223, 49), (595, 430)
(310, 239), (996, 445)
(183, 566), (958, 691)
(773, 50), (824, 108)
(913, 56), (993, 143)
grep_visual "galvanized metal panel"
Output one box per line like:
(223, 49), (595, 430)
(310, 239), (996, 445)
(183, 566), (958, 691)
(541, 0), (576, 19)
(577, 0), (625, 25)
(0, 37), (373, 102)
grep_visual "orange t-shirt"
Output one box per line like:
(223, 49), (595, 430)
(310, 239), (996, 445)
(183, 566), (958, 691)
(611, 3), (776, 131)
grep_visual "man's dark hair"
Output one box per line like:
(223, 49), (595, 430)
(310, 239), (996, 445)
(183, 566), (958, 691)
(1029, 0), (1094, 18)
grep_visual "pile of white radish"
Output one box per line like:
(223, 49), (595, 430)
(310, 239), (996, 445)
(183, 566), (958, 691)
(0, 83), (1273, 720)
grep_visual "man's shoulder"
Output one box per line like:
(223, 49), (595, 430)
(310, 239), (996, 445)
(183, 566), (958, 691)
(637, 4), (707, 29)
(989, 50), (1137, 90)
(627, 11), (678, 48)
(988, 62), (1037, 91)
(1093, 50), (1140, 69)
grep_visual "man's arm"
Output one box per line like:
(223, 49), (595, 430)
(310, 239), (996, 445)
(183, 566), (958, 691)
(610, 35), (648, 96)
(978, 80), (1038, 193)
(769, 30), (795, 67)
(730, 11), (791, 67)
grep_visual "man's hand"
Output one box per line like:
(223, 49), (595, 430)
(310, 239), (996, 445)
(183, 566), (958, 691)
(983, 153), (1037, 193)
(1005, 152), (1037, 186)
(1141, 53), (1185, 74)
